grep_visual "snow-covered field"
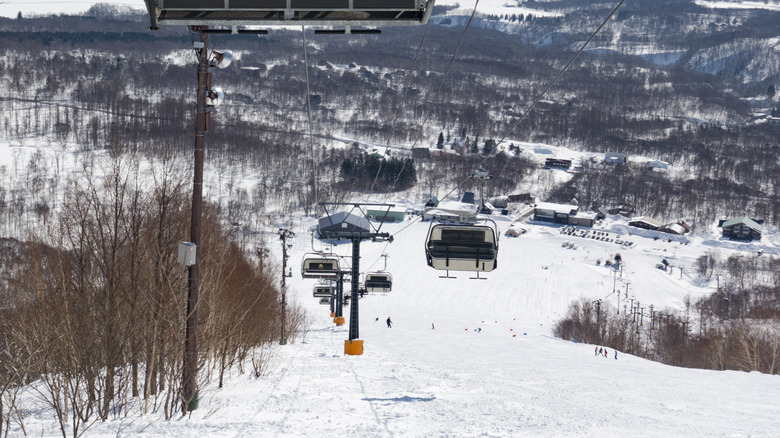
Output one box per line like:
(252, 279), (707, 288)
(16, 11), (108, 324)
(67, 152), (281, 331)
(14, 198), (780, 437)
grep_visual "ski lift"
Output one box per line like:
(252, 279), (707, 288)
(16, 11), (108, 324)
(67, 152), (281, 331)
(143, 0), (436, 29)
(425, 222), (498, 275)
(319, 297), (331, 305)
(364, 272), (392, 293)
(313, 284), (334, 298)
(301, 253), (340, 279)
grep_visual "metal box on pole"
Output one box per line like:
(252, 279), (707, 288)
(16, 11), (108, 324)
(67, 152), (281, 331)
(178, 242), (197, 266)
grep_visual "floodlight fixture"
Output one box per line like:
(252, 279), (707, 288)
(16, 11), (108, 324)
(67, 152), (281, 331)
(211, 50), (233, 69)
(205, 87), (225, 106)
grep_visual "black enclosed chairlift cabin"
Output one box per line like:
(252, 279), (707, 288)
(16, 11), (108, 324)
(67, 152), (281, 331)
(143, 0), (436, 29)
(301, 254), (341, 279)
(363, 271), (392, 292)
(313, 284), (335, 297)
(425, 223), (498, 273)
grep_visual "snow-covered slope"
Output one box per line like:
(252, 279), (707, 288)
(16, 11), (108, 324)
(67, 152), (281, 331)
(20, 206), (780, 436)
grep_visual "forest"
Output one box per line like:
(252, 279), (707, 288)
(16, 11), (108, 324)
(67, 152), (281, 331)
(0, 4), (778, 229)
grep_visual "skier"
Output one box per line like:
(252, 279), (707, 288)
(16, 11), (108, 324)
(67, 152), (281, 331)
(432, 323), (435, 330)
(614, 350), (618, 360)
(594, 347), (599, 356)
(386, 317), (392, 328)
(598, 347), (603, 356)
(604, 348), (608, 358)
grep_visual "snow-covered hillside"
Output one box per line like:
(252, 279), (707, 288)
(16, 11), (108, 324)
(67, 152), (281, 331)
(16, 197), (780, 436)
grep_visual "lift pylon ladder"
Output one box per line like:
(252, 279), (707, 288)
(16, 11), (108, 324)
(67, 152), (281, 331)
(143, 0), (436, 30)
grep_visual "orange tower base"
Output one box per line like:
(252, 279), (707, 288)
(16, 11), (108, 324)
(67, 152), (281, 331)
(335, 316), (345, 326)
(344, 339), (364, 355)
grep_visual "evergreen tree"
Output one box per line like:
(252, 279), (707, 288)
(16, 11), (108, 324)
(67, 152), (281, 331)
(482, 138), (496, 156)
(437, 132), (444, 149)
(339, 156), (416, 192)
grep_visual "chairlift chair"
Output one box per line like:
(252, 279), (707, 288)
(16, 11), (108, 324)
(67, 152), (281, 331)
(143, 0), (436, 29)
(425, 223), (498, 273)
(313, 284), (334, 298)
(364, 271), (392, 293)
(301, 253), (340, 279)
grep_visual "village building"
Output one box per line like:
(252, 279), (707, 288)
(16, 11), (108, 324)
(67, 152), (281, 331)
(532, 202), (595, 227)
(508, 193), (534, 204)
(719, 217), (764, 241)
(533, 202), (577, 224)
(544, 158), (572, 169)
(659, 223), (687, 235)
(628, 216), (664, 231)
(366, 207), (407, 223)
(604, 152), (628, 164)
(646, 160), (668, 171)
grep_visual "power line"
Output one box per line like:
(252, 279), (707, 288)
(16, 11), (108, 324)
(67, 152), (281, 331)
(390, 0), (627, 240)
(300, 26), (319, 211)
(379, 0), (482, 198)
(368, 20), (432, 198)
(493, 0), (627, 152)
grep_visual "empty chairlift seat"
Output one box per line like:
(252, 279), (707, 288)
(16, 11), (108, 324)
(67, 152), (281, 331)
(426, 224), (498, 272)
(364, 272), (392, 292)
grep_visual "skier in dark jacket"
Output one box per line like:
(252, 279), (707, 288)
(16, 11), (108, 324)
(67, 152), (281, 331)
(386, 317), (392, 328)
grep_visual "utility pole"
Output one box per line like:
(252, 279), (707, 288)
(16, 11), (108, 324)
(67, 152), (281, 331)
(593, 299), (602, 343)
(649, 305), (654, 330)
(612, 267), (617, 296)
(182, 28), (209, 415)
(279, 229), (295, 345)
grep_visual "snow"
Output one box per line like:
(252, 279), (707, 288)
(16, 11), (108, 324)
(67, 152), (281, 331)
(0, 0), (143, 18)
(695, 0), (780, 11)
(436, 0), (563, 18)
(11, 191), (780, 436)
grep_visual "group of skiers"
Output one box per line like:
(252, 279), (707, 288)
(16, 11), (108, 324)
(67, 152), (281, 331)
(595, 346), (617, 360)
